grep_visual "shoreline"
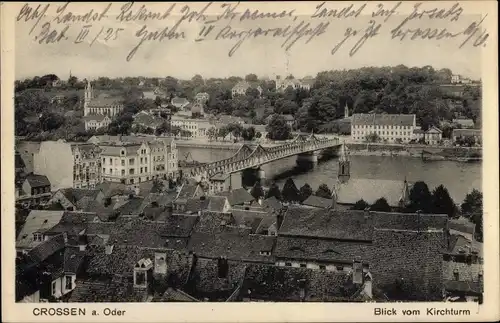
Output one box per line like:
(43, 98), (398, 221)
(175, 140), (482, 162)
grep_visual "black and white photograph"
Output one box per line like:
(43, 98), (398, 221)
(3, 1), (499, 322)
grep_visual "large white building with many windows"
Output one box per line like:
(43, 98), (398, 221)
(99, 138), (178, 185)
(351, 114), (417, 143)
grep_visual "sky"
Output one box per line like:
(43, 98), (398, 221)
(13, 1), (486, 81)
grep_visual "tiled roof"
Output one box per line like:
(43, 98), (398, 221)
(185, 258), (247, 301)
(171, 97), (190, 107)
(372, 212), (448, 231)
(193, 211), (233, 234)
(115, 197), (145, 216)
(60, 188), (102, 205)
(24, 174), (51, 188)
(278, 206), (374, 241)
(16, 210), (65, 249)
(187, 228), (275, 263)
(452, 119), (475, 127)
(444, 280), (482, 294)
(87, 245), (193, 282)
(239, 264), (358, 302)
(207, 196), (228, 213)
(302, 195), (332, 209)
(255, 217), (277, 235)
(219, 188), (255, 206)
(231, 209), (271, 232)
(24, 234), (66, 267)
(442, 260), (482, 283)
(449, 218), (475, 235)
(68, 278), (149, 302)
(370, 228), (446, 300)
(337, 179), (409, 207)
(133, 111), (164, 128)
(176, 183), (202, 201)
(153, 288), (199, 302)
(351, 113), (416, 127)
(64, 247), (86, 273)
(184, 197), (209, 214)
(452, 129), (481, 137)
(274, 236), (372, 264)
(447, 234), (480, 255)
(95, 182), (129, 198)
(45, 211), (98, 236)
(262, 196), (282, 211)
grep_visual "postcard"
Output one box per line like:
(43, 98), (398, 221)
(1, 1), (499, 322)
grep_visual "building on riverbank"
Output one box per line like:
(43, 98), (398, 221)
(350, 113), (417, 143)
(452, 129), (482, 144)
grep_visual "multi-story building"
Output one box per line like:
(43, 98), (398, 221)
(275, 76), (312, 92)
(99, 138), (178, 185)
(170, 115), (211, 138)
(83, 80), (124, 130)
(33, 140), (102, 191)
(232, 81), (262, 97)
(351, 114), (417, 143)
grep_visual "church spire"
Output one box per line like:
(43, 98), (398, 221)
(338, 141), (350, 183)
(344, 102), (349, 118)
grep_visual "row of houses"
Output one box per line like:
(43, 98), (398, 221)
(16, 136), (179, 193)
(350, 113), (481, 145)
(15, 186), (482, 303)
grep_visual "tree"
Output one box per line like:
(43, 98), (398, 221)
(315, 184), (332, 199)
(155, 122), (171, 136)
(241, 126), (256, 141)
(431, 185), (457, 217)
(266, 182), (282, 200)
(407, 181), (433, 213)
(266, 115), (292, 140)
(461, 189), (482, 218)
(371, 197), (392, 212)
(245, 74), (258, 82)
(250, 182), (265, 200)
(206, 127), (218, 141)
(351, 199), (370, 210)
(281, 178), (301, 203)
(365, 132), (381, 143)
(299, 183), (313, 202)
(40, 112), (65, 132)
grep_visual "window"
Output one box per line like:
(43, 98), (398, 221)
(109, 158), (112, 164)
(285, 262), (292, 267)
(336, 265), (344, 271)
(319, 265), (326, 270)
(121, 160), (125, 166)
(140, 157), (143, 163)
(33, 232), (43, 242)
(121, 170), (125, 176)
(145, 167), (148, 173)
(300, 264), (307, 268)
(65, 276), (73, 290)
(140, 167), (143, 174)
(109, 168), (112, 174)
(129, 169), (134, 175)
(145, 157), (147, 163)
(129, 158), (134, 165)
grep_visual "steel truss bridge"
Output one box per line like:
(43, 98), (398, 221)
(188, 134), (341, 179)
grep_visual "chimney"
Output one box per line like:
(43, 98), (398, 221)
(353, 259), (363, 284)
(453, 268), (459, 281)
(78, 233), (87, 251)
(105, 244), (114, 255)
(217, 256), (229, 278)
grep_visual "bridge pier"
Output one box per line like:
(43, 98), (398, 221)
(296, 151), (319, 170)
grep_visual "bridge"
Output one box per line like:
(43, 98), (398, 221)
(188, 134), (341, 179)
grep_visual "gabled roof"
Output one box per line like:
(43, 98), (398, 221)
(262, 196), (282, 211)
(302, 195), (332, 209)
(24, 174), (51, 188)
(16, 210), (65, 249)
(219, 188), (255, 206)
(23, 234), (66, 268)
(207, 196), (228, 213)
(337, 178), (410, 207)
(68, 278), (149, 302)
(278, 206), (374, 241)
(239, 264), (358, 302)
(58, 188), (103, 205)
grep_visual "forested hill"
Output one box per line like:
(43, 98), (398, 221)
(14, 66), (481, 141)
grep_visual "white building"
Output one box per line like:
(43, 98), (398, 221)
(351, 114), (417, 143)
(275, 76), (313, 92)
(99, 138), (178, 185)
(33, 140), (102, 190)
(83, 115), (112, 131)
(232, 81), (262, 97)
(170, 115), (211, 138)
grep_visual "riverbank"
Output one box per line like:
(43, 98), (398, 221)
(175, 139), (482, 162)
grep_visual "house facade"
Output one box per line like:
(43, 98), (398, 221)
(170, 115), (211, 138)
(232, 81), (262, 97)
(17, 174), (52, 207)
(83, 115), (112, 131)
(351, 114), (417, 143)
(34, 141), (102, 190)
(99, 138), (178, 185)
(275, 76), (312, 92)
(452, 129), (482, 144)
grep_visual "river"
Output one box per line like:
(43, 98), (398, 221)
(178, 146), (482, 204)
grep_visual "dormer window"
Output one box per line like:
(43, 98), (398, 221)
(121, 149), (125, 156)
(33, 232), (43, 242)
(134, 258), (152, 288)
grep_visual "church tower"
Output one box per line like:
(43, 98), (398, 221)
(84, 79), (93, 116)
(344, 102), (349, 118)
(338, 142), (350, 183)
